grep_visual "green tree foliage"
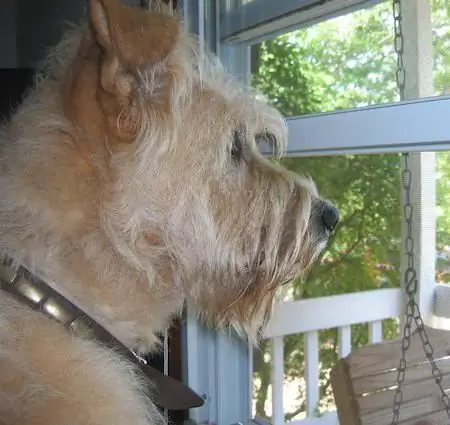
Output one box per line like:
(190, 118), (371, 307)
(250, 0), (450, 420)
(436, 152), (450, 282)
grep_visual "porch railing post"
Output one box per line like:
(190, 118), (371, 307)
(400, 0), (436, 329)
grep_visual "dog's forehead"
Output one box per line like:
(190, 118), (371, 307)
(186, 66), (288, 142)
(193, 50), (287, 136)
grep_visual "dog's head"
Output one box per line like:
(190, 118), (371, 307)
(43, 0), (339, 341)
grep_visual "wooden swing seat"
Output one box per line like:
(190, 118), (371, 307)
(330, 326), (450, 425)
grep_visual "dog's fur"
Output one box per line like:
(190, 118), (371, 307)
(0, 1), (335, 423)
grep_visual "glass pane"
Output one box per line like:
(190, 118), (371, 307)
(250, 1), (396, 117)
(273, 154), (401, 301)
(250, 154), (402, 420)
(248, 0), (450, 117)
(432, 0), (450, 96)
(437, 151), (450, 283)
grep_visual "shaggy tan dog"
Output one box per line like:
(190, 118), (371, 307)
(0, 0), (339, 424)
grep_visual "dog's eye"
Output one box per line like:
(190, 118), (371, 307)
(231, 130), (244, 162)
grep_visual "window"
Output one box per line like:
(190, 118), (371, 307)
(181, 1), (450, 424)
(216, 0), (450, 423)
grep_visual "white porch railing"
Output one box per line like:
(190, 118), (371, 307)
(261, 288), (402, 425)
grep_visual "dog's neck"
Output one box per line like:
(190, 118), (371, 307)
(0, 178), (182, 354)
(18, 258), (127, 347)
(0, 257), (204, 411)
(14, 248), (183, 353)
(0, 257), (140, 352)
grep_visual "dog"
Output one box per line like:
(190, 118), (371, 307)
(0, 0), (339, 424)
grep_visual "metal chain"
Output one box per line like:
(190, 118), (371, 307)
(391, 1), (450, 423)
(393, 0), (406, 102)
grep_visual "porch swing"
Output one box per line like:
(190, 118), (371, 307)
(330, 1), (450, 425)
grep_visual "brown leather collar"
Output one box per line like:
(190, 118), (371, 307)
(0, 258), (204, 411)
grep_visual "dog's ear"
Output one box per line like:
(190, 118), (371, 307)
(89, 0), (180, 97)
(64, 0), (181, 147)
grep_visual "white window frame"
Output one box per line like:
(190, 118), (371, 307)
(220, 0), (383, 44)
(180, 3), (253, 425)
(261, 97), (450, 157)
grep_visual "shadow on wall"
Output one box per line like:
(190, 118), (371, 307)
(0, 68), (34, 120)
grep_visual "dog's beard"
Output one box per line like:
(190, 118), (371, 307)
(186, 231), (324, 344)
(102, 165), (327, 345)
(182, 187), (327, 344)
(102, 154), (328, 343)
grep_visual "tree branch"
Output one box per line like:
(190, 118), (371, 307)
(304, 230), (365, 287)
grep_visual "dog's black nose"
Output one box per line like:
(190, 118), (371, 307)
(321, 203), (340, 232)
